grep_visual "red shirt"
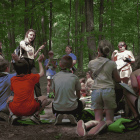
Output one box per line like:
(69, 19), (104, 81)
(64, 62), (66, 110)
(9, 73), (40, 116)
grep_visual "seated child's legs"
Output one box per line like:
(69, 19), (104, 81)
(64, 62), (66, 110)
(123, 90), (138, 118)
(7, 96), (14, 113)
(47, 77), (53, 94)
(35, 96), (50, 115)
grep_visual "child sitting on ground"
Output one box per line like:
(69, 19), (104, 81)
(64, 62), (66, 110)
(76, 40), (121, 136)
(79, 78), (86, 97)
(85, 71), (94, 96)
(0, 58), (17, 121)
(44, 51), (57, 96)
(51, 55), (86, 125)
(7, 54), (51, 125)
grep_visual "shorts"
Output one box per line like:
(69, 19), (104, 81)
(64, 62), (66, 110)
(52, 99), (85, 116)
(91, 88), (117, 110)
(8, 98), (42, 116)
(47, 75), (53, 79)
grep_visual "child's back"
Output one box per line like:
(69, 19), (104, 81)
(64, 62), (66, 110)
(52, 71), (81, 111)
(88, 57), (116, 89)
(9, 73), (40, 116)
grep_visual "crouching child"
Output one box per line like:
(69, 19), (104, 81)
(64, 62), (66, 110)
(51, 55), (86, 125)
(7, 54), (51, 125)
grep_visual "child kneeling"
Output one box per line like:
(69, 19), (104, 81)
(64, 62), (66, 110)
(7, 55), (51, 125)
(51, 56), (86, 125)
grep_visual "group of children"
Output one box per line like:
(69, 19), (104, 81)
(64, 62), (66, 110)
(1, 29), (140, 137)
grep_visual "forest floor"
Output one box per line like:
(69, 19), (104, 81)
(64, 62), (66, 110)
(1, 75), (140, 140)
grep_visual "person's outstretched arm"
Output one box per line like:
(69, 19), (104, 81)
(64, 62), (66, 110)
(34, 45), (45, 58)
(38, 54), (44, 77)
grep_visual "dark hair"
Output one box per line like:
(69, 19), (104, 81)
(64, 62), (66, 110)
(66, 46), (72, 53)
(86, 71), (91, 75)
(61, 55), (73, 68)
(98, 40), (112, 57)
(118, 41), (127, 50)
(24, 29), (36, 46)
(79, 78), (86, 83)
(14, 60), (29, 75)
(0, 59), (9, 72)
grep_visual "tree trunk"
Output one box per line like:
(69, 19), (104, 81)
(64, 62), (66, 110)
(78, 1), (85, 72)
(68, 0), (71, 45)
(137, 0), (140, 53)
(41, 15), (48, 61)
(24, 0), (29, 32)
(85, 0), (96, 60)
(98, 0), (104, 42)
(110, 0), (114, 53)
(49, 0), (52, 51)
(75, 0), (79, 56)
(30, 0), (35, 28)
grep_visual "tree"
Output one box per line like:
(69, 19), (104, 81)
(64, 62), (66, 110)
(85, 0), (96, 60)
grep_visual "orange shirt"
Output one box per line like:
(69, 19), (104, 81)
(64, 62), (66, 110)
(9, 73), (40, 116)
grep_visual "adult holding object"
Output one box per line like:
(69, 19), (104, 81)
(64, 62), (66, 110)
(19, 29), (45, 97)
(111, 41), (135, 84)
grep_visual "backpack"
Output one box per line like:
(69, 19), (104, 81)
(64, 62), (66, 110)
(11, 44), (26, 63)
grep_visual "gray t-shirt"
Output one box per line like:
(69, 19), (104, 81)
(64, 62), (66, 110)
(51, 71), (81, 111)
(88, 57), (117, 89)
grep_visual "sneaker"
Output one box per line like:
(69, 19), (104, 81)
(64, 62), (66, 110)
(45, 99), (52, 106)
(54, 114), (63, 125)
(122, 120), (139, 130)
(88, 121), (107, 135)
(67, 114), (77, 125)
(0, 112), (9, 122)
(76, 120), (86, 136)
(8, 114), (18, 125)
(30, 114), (41, 125)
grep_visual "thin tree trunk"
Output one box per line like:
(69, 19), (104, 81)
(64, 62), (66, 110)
(75, 0), (79, 57)
(30, 0), (35, 28)
(24, 0), (29, 32)
(111, 0), (114, 53)
(137, 0), (140, 53)
(99, 0), (104, 42)
(49, 0), (52, 51)
(78, 1), (85, 72)
(68, 0), (71, 45)
(85, 0), (96, 60)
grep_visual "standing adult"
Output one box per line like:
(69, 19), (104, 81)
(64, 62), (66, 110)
(111, 41), (135, 84)
(19, 29), (45, 97)
(111, 41), (135, 118)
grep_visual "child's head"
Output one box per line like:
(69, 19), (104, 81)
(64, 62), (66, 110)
(0, 59), (10, 72)
(118, 41), (127, 51)
(86, 71), (91, 79)
(14, 60), (29, 75)
(48, 51), (54, 59)
(65, 46), (72, 54)
(79, 78), (85, 84)
(24, 29), (36, 45)
(98, 40), (112, 57)
(60, 55), (72, 69)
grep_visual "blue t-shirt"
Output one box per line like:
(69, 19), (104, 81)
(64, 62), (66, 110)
(63, 53), (77, 60)
(44, 59), (58, 76)
(0, 73), (16, 114)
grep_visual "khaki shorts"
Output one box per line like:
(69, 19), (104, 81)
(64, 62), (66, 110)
(91, 88), (117, 110)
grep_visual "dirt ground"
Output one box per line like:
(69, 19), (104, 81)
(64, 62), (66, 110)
(1, 75), (140, 140)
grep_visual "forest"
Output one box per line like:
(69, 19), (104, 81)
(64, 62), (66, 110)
(0, 0), (140, 72)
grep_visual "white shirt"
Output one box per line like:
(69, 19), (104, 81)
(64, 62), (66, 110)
(20, 41), (34, 59)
